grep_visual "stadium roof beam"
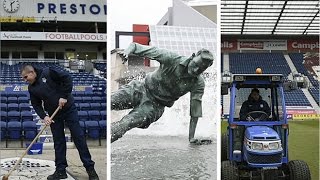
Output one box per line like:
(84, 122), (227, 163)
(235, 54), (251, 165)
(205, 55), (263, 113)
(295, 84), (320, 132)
(240, 0), (249, 34)
(222, 0), (319, 35)
(303, 9), (319, 35)
(272, 0), (287, 35)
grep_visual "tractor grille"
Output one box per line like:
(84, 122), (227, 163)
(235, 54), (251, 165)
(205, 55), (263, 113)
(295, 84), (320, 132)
(247, 152), (282, 164)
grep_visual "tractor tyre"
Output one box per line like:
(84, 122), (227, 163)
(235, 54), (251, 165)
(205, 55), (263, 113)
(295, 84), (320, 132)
(288, 160), (311, 180)
(221, 133), (228, 161)
(221, 160), (239, 180)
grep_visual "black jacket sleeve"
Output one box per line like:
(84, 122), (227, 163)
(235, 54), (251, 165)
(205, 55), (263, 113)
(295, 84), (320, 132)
(239, 101), (249, 120)
(49, 68), (73, 99)
(30, 91), (47, 119)
(263, 100), (271, 116)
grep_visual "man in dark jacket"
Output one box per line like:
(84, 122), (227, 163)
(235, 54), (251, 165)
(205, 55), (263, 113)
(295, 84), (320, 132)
(20, 64), (99, 180)
(239, 88), (271, 120)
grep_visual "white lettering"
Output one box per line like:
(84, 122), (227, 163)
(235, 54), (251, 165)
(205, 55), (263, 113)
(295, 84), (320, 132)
(292, 42), (319, 50)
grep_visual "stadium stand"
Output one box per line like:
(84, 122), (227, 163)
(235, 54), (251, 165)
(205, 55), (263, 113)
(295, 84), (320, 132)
(0, 62), (107, 147)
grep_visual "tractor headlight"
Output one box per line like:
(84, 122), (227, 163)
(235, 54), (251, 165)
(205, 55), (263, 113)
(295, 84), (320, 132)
(269, 142), (280, 150)
(252, 142), (263, 150)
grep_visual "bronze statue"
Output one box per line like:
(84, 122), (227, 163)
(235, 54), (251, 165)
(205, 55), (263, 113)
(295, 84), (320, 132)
(112, 42), (214, 143)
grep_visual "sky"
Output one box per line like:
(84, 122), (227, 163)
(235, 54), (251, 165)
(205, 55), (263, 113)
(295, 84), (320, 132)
(109, 0), (173, 49)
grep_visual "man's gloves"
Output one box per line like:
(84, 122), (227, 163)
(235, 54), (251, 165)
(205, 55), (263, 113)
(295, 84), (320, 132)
(117, 50), (129, 64)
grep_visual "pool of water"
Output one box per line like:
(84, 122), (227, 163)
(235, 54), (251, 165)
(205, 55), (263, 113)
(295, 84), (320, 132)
(111, 135), (217, 180)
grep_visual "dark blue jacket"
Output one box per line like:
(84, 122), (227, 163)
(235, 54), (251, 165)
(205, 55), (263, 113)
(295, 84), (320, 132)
(239, 95), (271, 120)
(28, 67), (74, 119)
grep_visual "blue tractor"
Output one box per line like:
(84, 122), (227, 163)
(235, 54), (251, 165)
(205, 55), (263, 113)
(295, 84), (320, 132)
(221, 73), (311, 180)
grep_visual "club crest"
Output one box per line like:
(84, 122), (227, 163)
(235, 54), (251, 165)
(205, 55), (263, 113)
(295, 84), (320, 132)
(42, 77), (47, 83)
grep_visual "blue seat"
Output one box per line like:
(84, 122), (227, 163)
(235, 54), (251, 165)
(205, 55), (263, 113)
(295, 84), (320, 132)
(18, 97), (29, 104)
(82, 97), (92, 103)
(79, 103), (91, 111)
(79, 121), (86, 134)
(88, 111), (101, 121)
(0, 104), (7, 112)
(7, 121), (22, 139)
(84, 92), (94, 97)
(7, 111), (21, 122)
(6, 93), (17, 98)
(74, 97), (82, 103)
(75, 103), (80, 110)
(85, 121), (100, 139)
(0, 97), (7, 103)
(21, 111), (34, 122)
(100, 103), (106, 110)
(78, 111), (89, 121)
(75, 92), (85, 97)
(7, 97), (18, 104)
(100, 111), (106, 120)
(23, 121), (37, 140)
(90, 103), (101, 110)
(91, 96), (103, 103)
(98, 120), (106, 138)
(15, 93), (28, 97)
(0, 121), (7, 140)
(1, 111), (7, 122)
(7, 103), (19, 111)
(19, 103), (31, 111)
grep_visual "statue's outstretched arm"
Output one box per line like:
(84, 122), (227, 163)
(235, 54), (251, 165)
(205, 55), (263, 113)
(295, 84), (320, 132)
(122, 42), (183, 64)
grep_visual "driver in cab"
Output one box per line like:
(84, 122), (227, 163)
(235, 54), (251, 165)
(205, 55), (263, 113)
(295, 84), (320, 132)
(239, 88), (271, 120)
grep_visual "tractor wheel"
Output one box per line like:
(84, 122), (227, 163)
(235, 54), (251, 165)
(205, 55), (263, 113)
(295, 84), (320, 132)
(221, 160), (239, 180)
(288, 160), (311, 180)
(221, 133), (228, 161)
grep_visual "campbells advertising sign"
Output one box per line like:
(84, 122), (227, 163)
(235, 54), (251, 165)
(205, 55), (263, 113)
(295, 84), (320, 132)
(288, 40), (319, 52)
(238, 40), (287, 50)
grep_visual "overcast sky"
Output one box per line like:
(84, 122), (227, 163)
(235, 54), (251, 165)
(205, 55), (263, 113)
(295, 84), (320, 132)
(109, 0), (172, 49)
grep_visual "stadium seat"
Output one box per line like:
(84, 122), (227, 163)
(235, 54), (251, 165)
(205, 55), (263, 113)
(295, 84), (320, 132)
(7, 97), (18, 104)
(19, 103), (31, 111)
(74, 97), (83, 103)
(0, 104), (7, 112)
(21, 111), (34, 122)
(85, 121), (100, 139)
(92, 96), (103, 103)
(0, 121), (7, 140)
(100, 103), (106, 110)
(7, 103), (19, 112)
(100, 111), (106, 120)
(79, 103), (91, 111)
(7, 111), (21, 122)
(1, 97), (7, 103)
(75, 92), (85, 97)
(1, 111), (7, 122)
(99, 120), (106, 138)
(88, 110), (101, 121)
(79, 121), (86, 134)
(78, 111), (89, 121)
(23, 121), (37, 140)
(90, 103), (101, 110)
(7, 121), (22, 139)
(82, 97), (92, 103)
(18, 97), (29, 104)
(84, 92), (94, 97)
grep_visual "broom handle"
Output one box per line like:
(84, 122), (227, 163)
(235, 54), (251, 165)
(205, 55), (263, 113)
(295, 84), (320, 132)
(5, 106), (60, 178)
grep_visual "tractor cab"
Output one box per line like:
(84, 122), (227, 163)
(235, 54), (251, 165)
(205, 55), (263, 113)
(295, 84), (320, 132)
(221, 73), (311, 180)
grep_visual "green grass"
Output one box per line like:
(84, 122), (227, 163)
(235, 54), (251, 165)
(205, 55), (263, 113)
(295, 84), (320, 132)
(221, 120), (319, 180)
